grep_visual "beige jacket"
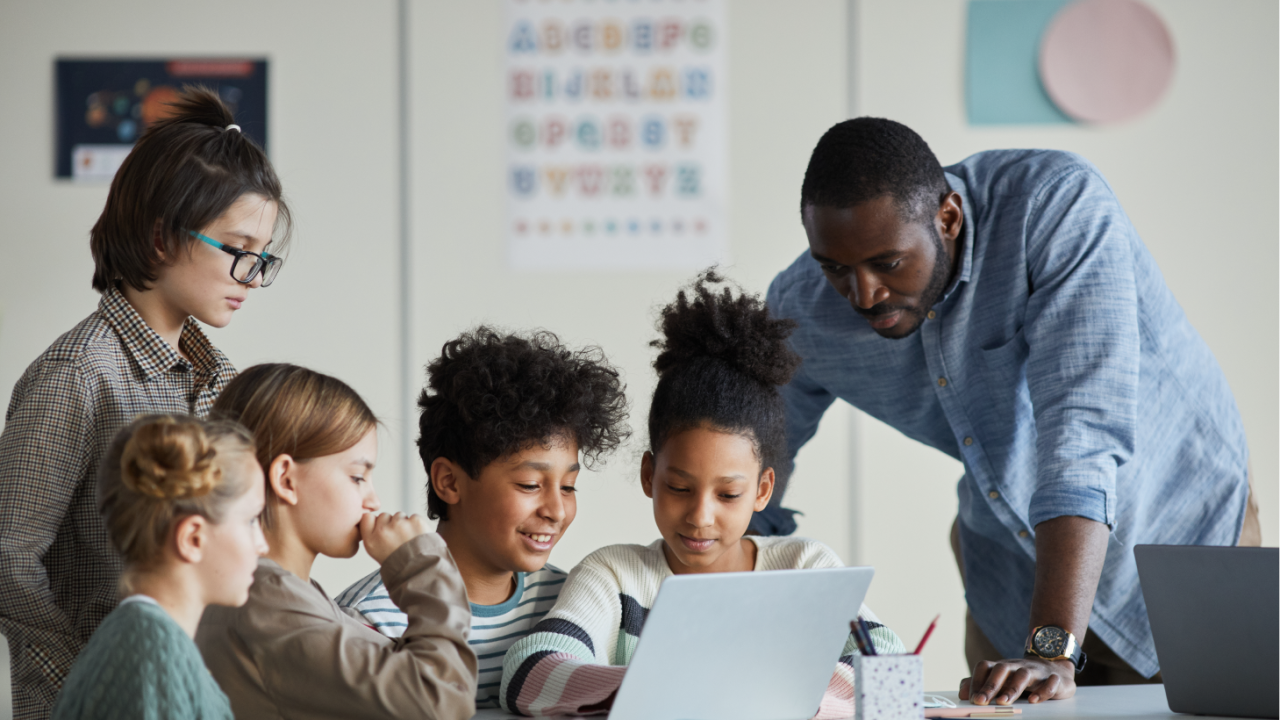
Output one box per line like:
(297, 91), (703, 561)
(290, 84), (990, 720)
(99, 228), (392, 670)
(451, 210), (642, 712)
(196, 534), (477, 720)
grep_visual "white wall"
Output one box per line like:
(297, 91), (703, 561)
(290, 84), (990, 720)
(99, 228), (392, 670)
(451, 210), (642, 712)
(0, 0), (1274, 696)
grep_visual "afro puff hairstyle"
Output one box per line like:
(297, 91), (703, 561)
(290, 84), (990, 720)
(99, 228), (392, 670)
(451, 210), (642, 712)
(648, 269), (800, 476)
(419, 327), (630, 520)
(800, 117), (949, 224)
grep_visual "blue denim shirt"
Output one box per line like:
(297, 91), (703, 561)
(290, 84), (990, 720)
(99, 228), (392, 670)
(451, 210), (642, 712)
(762, 150), (1249, 677)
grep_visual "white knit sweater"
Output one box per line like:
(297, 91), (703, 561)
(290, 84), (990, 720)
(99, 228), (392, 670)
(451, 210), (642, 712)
(500, 536), (905, 717)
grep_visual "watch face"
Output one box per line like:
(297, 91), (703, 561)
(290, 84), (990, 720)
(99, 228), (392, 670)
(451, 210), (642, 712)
(1033, 626), (1068, 657)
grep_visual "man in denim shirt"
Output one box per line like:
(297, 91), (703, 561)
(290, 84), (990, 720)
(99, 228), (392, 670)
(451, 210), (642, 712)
(760, 119), (1258, 705)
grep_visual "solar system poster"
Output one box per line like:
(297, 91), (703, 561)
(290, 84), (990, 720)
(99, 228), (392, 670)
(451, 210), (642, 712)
(505, 0), (727, 271)
(55, 59), (268, 181)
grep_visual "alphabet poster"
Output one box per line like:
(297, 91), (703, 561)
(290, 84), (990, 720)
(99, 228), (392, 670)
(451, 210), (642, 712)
(505, 0), (727, 270)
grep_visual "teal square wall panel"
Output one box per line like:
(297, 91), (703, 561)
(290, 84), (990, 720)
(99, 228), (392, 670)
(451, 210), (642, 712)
(966, 0), (1074, 125)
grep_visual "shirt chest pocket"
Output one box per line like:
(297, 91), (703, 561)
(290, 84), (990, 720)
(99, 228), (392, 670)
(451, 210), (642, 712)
(978, 329), (1035, 444)
(979, 329), (1028, 388)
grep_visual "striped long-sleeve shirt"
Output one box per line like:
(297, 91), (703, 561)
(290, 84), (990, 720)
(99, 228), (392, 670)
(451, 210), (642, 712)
(336, 564), (567, 708)
(500, 536), (905, 717)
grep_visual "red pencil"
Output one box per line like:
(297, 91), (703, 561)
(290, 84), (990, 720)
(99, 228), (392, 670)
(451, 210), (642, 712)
(913, 614), (940, 655)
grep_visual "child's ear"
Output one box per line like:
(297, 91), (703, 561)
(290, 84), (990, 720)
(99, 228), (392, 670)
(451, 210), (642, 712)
(640, 451), (655, 498)
(430, 457), (464, 505)
(152, 220), (169, 261)
(173, 514), (209, 564)
(268, 454), (300, 507)
(754, 467), (775, 512)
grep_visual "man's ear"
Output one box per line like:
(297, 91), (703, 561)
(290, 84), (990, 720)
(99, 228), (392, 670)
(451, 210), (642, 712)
(640, 451), (656, 499)
(268, 454), (300, 506)
(430, 458), (466, 506)
(754, 467), (776, 512)
(173, 514), (209, 564)
(937, 191), (964, 244)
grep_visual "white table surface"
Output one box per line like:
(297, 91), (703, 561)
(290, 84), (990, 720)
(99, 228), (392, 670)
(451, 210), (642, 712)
(926, 685), (1237, 720)
(473, 684), (1236, 720)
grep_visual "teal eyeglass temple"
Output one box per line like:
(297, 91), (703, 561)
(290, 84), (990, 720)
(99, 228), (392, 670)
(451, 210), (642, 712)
(188, 230), (282, 286)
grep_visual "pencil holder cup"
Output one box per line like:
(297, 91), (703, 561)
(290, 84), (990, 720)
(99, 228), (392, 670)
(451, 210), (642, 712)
(854, 654), (924, 720)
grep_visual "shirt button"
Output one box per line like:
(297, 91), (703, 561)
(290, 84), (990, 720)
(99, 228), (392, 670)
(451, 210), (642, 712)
(937, 377), (948, 387)
(927, 310), (937, 320)
(988, 490), (1000, 499)
(1019, 530), (1030, 538)
(964, 437), (973, 446)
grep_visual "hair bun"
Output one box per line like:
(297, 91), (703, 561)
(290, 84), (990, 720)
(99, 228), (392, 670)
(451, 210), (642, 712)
(146, 84), (235, 135)
(120, 417), (221, 500)
(652, 268), (801, 387)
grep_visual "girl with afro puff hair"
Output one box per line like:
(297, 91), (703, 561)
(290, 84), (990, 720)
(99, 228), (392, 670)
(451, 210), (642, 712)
(500, 269), (905, 718)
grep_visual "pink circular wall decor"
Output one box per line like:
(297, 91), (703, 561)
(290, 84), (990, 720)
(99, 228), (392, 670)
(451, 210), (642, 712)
(1038, 0), (1175, 124)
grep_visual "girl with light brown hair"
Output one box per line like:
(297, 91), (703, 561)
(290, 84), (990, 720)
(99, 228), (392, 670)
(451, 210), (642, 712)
(52, 415), (267, 720)
(196, 363), (477, 720)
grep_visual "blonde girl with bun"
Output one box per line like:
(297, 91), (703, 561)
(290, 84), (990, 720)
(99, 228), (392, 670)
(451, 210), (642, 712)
(196, 363), (477, 720)
(51, 415), (267, 720)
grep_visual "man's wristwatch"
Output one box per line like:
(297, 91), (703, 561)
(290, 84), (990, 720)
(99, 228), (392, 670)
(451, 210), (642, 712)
(1024, 625), (1087, 673)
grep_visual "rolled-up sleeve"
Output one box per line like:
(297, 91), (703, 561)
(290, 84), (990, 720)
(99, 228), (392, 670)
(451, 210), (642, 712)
(1022, 167), (1138, 530)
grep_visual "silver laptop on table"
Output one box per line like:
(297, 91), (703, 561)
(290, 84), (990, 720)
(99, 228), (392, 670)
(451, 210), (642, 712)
(606, 566), (875, 720)
(1135, 545), (1278, 719)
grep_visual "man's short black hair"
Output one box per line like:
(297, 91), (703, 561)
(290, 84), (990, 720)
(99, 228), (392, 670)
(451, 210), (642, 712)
(418, 326), (630, 521)
(800, 117), (949, 223)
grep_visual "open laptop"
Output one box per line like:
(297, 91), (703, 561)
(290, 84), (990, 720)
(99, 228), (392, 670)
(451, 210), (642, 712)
(1134, 545), (1278, 719)
(605, 566), (875, 720)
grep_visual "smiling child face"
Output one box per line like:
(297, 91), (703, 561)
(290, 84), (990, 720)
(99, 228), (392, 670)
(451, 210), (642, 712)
(441, 436), (581, 577)
(642, 424), (774, 575)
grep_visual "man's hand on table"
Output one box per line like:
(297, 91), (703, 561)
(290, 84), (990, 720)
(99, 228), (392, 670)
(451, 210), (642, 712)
(956, 515), (1103, 705)
(959, 656), (1076, 705)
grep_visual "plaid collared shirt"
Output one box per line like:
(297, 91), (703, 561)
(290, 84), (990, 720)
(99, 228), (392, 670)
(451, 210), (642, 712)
(0, 286), (235, 719)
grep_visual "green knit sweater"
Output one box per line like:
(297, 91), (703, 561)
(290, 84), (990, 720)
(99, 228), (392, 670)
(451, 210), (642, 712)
(52, 597), (232, 720)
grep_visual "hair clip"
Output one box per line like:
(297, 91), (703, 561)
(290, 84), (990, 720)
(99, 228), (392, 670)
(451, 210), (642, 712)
(225, 124), (241, 133)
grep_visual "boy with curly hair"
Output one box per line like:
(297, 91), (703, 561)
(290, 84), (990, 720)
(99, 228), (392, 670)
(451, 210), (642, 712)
(336, 326), (629, 708)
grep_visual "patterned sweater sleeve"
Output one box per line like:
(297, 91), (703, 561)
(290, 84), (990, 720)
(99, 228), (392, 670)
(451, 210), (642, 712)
(499, 552), (629, 716)
(811, 607), (910, 719)
(790, 539), (907, 720)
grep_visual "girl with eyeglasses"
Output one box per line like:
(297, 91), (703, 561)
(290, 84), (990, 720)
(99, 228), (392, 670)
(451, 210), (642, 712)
(0, 84), (291, 718)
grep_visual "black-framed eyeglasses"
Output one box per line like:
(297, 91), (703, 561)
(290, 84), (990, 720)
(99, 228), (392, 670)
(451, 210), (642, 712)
(188, 231), (283, 287)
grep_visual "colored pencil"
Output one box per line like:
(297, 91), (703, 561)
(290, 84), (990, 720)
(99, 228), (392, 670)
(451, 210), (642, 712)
(849, 620), (872, 655)
(913, 613), (941, 655)
(859, 618), (879, 655)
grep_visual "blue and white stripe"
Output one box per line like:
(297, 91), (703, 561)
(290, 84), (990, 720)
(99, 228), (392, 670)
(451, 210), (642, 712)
(336, 565), (567, 708)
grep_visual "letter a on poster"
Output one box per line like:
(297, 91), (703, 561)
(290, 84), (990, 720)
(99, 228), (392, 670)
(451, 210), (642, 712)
(506, 0), (727, 271)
